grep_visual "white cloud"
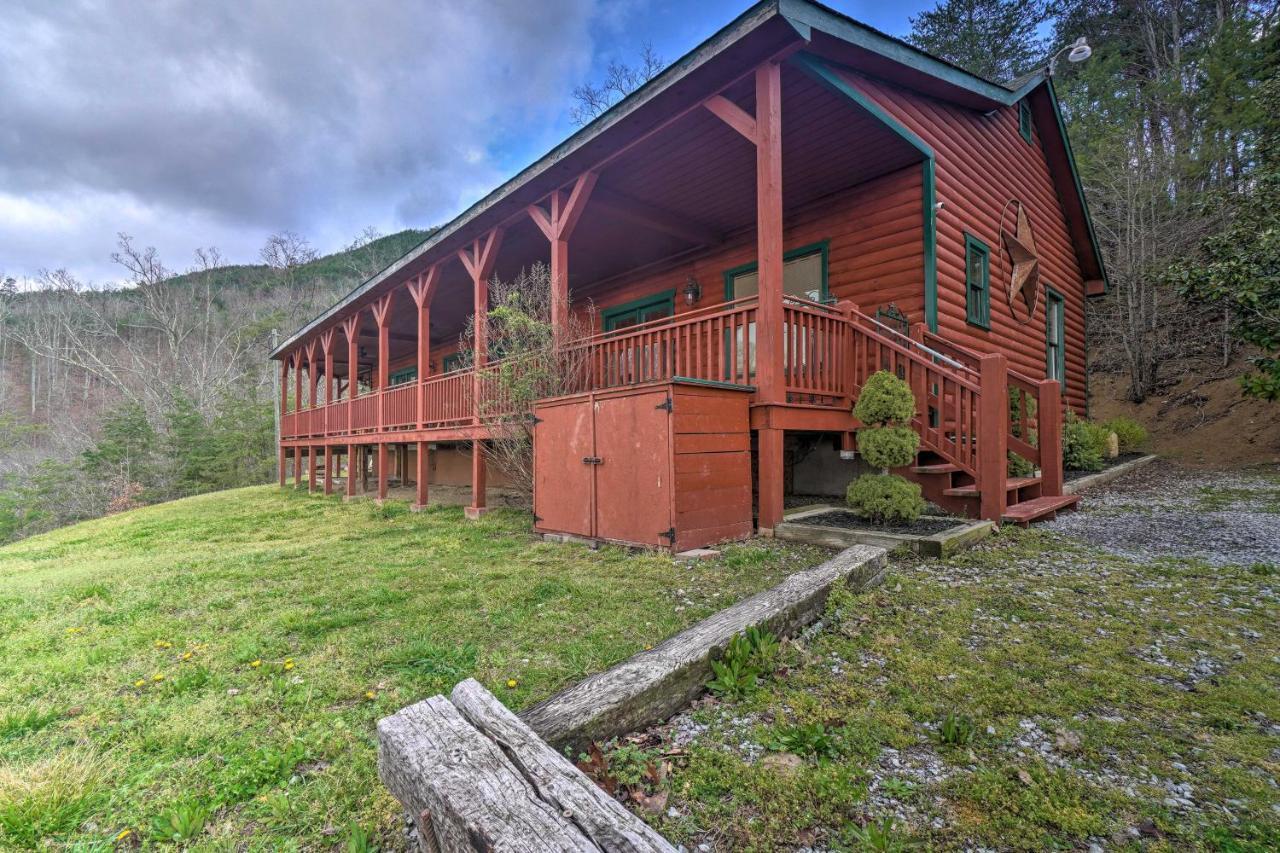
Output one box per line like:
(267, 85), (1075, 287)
(0, 0), (599, 281)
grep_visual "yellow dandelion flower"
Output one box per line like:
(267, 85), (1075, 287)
(65, 626), (84, 634)
(154, 640), (172, 649)
(250, 659), (262, 668)
(506, 679), (518, 689)
(283, 661), (295, 671)
(181, 651), (193, 661)
(364, 690), (377, 700)
(152, 673), (164, 682)
(133, 679), (146, 688)
(115, 827), (133, 841)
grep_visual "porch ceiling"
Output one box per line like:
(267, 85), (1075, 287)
(364, 58), (924, 370)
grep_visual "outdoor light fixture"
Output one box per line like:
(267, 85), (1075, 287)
(683, 276), (702, 306)
(1048, 37), (1092, 75)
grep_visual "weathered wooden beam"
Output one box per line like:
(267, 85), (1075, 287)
(521, 544), (886, 751)
(450, 679), (676, 853)
(378, 695), (598, 852)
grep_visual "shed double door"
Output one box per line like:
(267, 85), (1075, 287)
(534, 388), (674, 548)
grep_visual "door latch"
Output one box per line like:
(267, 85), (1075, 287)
(582, 456), (603, 465)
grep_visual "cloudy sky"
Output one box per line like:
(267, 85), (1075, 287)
(1, 0), (932, 284)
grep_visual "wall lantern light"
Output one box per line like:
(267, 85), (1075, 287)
(683, 276), (702, 306)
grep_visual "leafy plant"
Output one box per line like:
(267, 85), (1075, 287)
(707, 629), (781, 699)
(847, 474), (926, 526)
(850, 817), (913, 852)
(1103, 416), (1149, 453)
(938, 712), (976, 746)
(604, 743), (662, 788)
(878, 777), (916, 799)
(1062, 412), (1105, 472)
(745, 626), (780, 669)
(149, 802), (209, 842)
(766, 722), (840, 759)
(346, 821), (376, 852)
(1007, 451), (1036, 478)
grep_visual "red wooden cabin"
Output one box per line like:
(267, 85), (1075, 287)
(271, 0), (1107, 545)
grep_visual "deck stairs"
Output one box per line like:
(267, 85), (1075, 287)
(844, 308), (1078, 526)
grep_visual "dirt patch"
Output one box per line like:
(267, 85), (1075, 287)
(791, 510), (959, 537)
(1090, 371), (1280, 466)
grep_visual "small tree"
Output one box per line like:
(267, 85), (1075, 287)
(457, 263), (594, 494)
(847, 371), (925, 525)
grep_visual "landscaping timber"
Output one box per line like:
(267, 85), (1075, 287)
(776, 507), (993, 557)
(520, 544), (887, 752)
(1063, 453), (1158, 494)
(378, 681), (676, 853)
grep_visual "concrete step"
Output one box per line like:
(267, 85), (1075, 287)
(1003, 494), (1080, 526)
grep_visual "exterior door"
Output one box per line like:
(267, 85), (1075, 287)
(532, 399), (594, 537)
(593, 390), (673, 547)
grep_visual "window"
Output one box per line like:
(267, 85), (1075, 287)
(723, 241), (829, 302)
(441, 353), (464, 373)
(601, 290), (675, 332)
(1019, 99), (1033, 144)
(964, 234), (990, 329)
(388, 367), (416, 386)
(1045, 287), (1065, 386)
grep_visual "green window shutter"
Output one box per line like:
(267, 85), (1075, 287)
(964, 234), (990, 329)
(1019, 100), (1033, 144)
(1045, 287), (1066, 387)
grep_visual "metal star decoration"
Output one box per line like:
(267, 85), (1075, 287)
(1002, 204), (1040, 317)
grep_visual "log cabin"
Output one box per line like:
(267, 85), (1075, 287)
(271, 0), (1107, 549)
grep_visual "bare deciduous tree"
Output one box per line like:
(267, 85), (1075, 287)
(260, 230), (319, 287)
(570, 43), (665, 126)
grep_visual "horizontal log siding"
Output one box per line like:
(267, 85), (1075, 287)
(581, 166), (925, 330)
(839, 71), (1088, 413)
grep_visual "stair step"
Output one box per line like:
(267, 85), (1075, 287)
(943, 476), (1040, 498)
(912, 463), (961, 475)
(1003, 494), (1080, 526)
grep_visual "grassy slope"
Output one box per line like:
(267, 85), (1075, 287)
(637, 529), (1279, 851)
(0, 486), (824, 848)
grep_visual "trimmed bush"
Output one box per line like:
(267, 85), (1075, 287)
(856, 426), (919, 470)
(846, 474), (925, 525)
(1062, 412), (1105, 472)
(1103, 416), (1149, 453)
(854, 370), (915, 426)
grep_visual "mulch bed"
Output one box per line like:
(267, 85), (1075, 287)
(791, 509), (960, 536)
(1064, 451), (1146, 482)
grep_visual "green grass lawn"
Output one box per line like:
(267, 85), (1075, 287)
(621, 529), (1279, 851)
(0, 486), (825, 849)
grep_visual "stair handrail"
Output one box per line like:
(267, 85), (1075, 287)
(847, 309), (974, 375)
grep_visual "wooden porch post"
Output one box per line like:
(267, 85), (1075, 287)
(305, 340), (318, 411)
(458, 229), (503, 520)
(278, 444), (286, 487)
(407, 268), (439, 430)
(1037, 378), (1064, 496)
(371, 294), (393, 433)
(292, 351), (303, 419)
(308, 446), (318, 492)
(704, 61), (785, 531)
(345, 444), (357, 500)
(978, 353), (1009, 522)
(376, 443), (389, 503)
(413, 440), (430, 511)
(293, 445), (302, 488)
(320, 329), (335, 436)
(527, 172), (596, 344)
(324, 444), (334, 495)
(342, 314), (360, 439)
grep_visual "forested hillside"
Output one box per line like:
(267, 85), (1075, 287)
(0, 228), (429, 541)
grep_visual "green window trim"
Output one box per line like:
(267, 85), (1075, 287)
(963, 233), (991, 329)
(601, 289), (676, 332)
(721, 240), (831, 301)
(441, 353), (464, 373)
(1045, 286), (1066, 388)
(388, 367), (417, 386)
(1018, 99), (1033, 143)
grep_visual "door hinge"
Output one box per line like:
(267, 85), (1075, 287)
(532, 514), (542, 524)
(656, 396), (673, 412)
(659, 526), (676, 542)
(582, 456), (603, 465)
(530, 414), (543, 425)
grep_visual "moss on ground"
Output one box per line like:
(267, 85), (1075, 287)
(634, 529), (1279, 851)
(0, 485), (825, 848)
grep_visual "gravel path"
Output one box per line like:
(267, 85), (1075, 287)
(1045, 461), (1280, 566)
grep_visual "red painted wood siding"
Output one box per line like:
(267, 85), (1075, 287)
(579, 165), (925, 329)
(838, 70), (1088, 412)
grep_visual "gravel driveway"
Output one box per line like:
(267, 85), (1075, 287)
(1046, 460), (1280, 566)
